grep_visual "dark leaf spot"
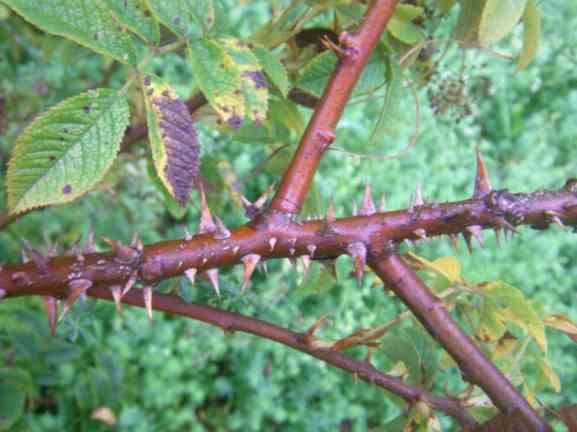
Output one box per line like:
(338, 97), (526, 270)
(144, 10), (151, 17)
(242, 71), (268, 89)
(172, 16), (181, 26)
(49, 155), (56, 161)
(83, 105), (91, 114)
(63, 185), (72, 194)
(161, 90), (169, 97)
(227, 115), (243, 129)
(144, 76), (152, 86)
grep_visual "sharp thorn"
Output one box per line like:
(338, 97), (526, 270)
(183, 226), (193, 241)
(379, 194), (386, 212)
(289, 248), (296, 256)
(185, 268), (197, 285)
(413, 183), (424, 207)
(102, 237), (138, 264)
(130, 232), (143, 252)
(326, 197), (336, 225)
(413, 228), (427, 240)
(473, 147), (492, 199)
(347, 241), (367, 286)
(304, 315), (329, 337)
(198, 184), (216, 234)
(254, 184), (274, 209)
(550, 216), (565, 227)
(59, 279), (93, 322)
(44, 296), (58, 336)
(269, 237), (278, 252)
(21, 250), (29, 263)
(83, 228), (96, 254)
(449, 234), (460, 252)
(301, 255), (310, 277)
(320, 259), (338, 280)
(143, 286), (153, 322)
(213, 216), (232, 240)
(352, 201), (358, 216)
(307, 244), (317, 258)
(462, 232), (473, 255)
(494, 227), (502, 248)
(110, 285), (123, 313)
(233, 246), (240, 256)
(289, 257), (297, 268)
(30, 249), (49, 274)
(495, 217), (518, 235)
(259, 260), (268, 275)
(360, 181), (376, 216)
(121, 272), (138, 297)
(466, 225), (484, 247)
(206, 269), (220, 297)
(241, 254), (261, 293)
(0, 289), (6, 301)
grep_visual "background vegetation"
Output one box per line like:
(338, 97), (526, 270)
(0, 0), (576, 430)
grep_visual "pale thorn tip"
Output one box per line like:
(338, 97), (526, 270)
(21, 250), (30, 264)
(43, 296), (58, 336)
(413, 183), (424, 207)
(233, 246), (240, 256)
(241, 254), (261, 293)
(360, 181), (376, 216)
(185, 268), (197, 285)
(198, 184), (216, 234)
(307, 244), (317, 258)
(254, 184), (274, 209)
(183, 226), (193, 241)
(269, 237), (278, 252)
(59, 279), (93, 322)
(213, 216), (232, 239)
(473, 147), (492, 198)
(448, 233), (460, 252)
(347, 241), (367, 286)
(83, 228), (96, 254)
(0, 288), (6, 300)
(130, 232), (143, 252)
(379, 194), (386, 212)
(413, 228), (427, 240)
(352, 201), (358, 216)
(289, 248), (296, 256)
(121, 272), (138, 297)
(301, 255), (311, 277)
(206, 269), (220, 297)
(143, 286), (153, 322)
(466, 225), (484, 247)
(326, 197), (336, 225)
(320, 259), (338, 280)
(462, 232), (473, 255)
(110, 285), (123, 313)
(493, 227), (502, 248)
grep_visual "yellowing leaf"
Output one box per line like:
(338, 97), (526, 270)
(537, 357), (561, 393)
(481, 282), (547, 353)
(437, 0), (456, 14)
(517, 0), (540, 71)
(405, 253), (463, 284)
(544, 314), (577, 335)
(477, 298), (506, 342)
(187, 38), (244, 128)
(7, 89), (129, 213)
(479, 0), (528, 47)
(142, 75), (200, 207)
(493, 333), (518, 358)
(454, 0), (487, 48)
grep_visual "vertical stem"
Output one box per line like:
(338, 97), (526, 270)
(270, 0), (398, 215)
(368, 252), (551, 432)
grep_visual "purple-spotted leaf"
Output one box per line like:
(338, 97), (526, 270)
(6, 89), (129, 214)
(187, 38), (244, 128)
(221, 38), (269, 125)
(2, 0), (137, 64)
(252, 46), (289, 98)
(142, 75), (199, 207)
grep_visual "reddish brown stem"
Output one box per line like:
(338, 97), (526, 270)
(270, 0), (398, 215)
(368, 253), (551, 431)
(69, 285), (479, 428)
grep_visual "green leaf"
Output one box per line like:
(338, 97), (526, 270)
(388, 16), (425, 45)
(102, 0), (159, 44)
(477, 298), (506, 342)
(147, 0), (214, 38)
(381, 335), (422, 386)
(269, 99), (305, 135)
(187, 38), (244, 127)
(537, 356), (561, 393)
(395, 4), (424, 21)
(480, 282), (547, 353)
(1, 0), (137, 64)
(7, 88), (129, 213)
(252, 46), (290, 98)
(221, 38), (269, 125)
(454, 0), (487, 48)
(479, 0), (528, 47)
(142, 75), (200, 207)
(0, 368), (33, 431)
(297, 48), (387, 98)
(516, 0), (540, 71)
(437, 0), (456, 14)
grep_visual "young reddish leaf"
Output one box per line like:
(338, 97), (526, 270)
(516, 0), (541, 71)
(7, 89), (129, 214)
(2, 0), (137, 64)
(187, 38), (244, 128)
(142, 75), (200, 207)
(102, 0), (160, 44)
(478, 0), (528, 47)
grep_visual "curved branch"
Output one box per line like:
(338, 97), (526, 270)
(68, 284), (479, 428)
(270, 0), (399, 215)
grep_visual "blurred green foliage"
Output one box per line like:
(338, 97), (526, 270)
(1, 0), (576, 430)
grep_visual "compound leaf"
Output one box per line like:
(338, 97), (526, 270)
(143, 75), (199, 207)
(7, 89), (129, 214)
(2, 0), (137, 64)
